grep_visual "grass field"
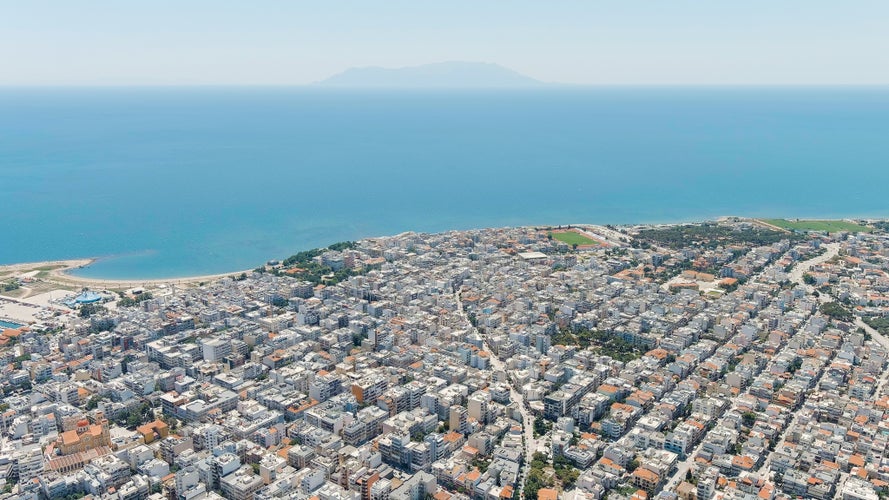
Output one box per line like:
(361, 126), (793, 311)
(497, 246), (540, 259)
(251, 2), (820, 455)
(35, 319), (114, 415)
(762, 219), (872, 233)
(549, 231), (597, 246)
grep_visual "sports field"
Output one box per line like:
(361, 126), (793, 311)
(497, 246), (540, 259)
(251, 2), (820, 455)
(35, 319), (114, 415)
(762, 219), (872, 233)
(549, 231), (597, 246)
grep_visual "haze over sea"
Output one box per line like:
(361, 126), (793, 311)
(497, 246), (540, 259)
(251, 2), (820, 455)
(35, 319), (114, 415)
(2, 87), (888, 279)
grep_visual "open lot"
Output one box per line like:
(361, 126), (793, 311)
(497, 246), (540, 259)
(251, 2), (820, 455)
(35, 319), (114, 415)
(761, 218), (872, 233)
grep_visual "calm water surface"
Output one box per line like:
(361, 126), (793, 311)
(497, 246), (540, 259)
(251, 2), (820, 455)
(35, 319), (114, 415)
(1, 87), (887, 278)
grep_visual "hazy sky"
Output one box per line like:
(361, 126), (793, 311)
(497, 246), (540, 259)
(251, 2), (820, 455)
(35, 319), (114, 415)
(3, 0), (888, 86)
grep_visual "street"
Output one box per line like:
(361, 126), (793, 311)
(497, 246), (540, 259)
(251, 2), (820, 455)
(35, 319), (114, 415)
(456, 288), (542, 498)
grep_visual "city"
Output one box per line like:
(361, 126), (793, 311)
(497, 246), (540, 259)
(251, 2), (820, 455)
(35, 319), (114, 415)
(2, 219), (889, 500)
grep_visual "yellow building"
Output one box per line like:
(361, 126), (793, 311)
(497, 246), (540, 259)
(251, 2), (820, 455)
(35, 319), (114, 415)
(137, 419), (170, 444)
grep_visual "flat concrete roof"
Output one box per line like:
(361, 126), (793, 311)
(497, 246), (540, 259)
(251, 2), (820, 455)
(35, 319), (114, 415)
(518, 251), (547, 260)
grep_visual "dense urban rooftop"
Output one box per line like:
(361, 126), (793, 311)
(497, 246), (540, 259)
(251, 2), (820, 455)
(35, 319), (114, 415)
(2, 219), (889, 500)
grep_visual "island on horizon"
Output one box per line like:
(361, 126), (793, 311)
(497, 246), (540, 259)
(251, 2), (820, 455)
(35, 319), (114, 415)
(7, 1), (889, 498)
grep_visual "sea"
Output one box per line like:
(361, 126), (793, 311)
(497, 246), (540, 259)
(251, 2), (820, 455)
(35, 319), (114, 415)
(1, 87), (888, 280)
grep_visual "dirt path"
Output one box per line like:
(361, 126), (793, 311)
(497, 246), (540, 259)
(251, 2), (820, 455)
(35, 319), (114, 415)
(752, 219), (791, 233)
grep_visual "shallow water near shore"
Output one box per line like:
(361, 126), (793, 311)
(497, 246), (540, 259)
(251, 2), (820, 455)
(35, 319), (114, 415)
(1, 87), (888, 279)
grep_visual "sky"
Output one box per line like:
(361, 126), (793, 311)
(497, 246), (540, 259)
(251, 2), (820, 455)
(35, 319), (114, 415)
(2, 1), (888, 86)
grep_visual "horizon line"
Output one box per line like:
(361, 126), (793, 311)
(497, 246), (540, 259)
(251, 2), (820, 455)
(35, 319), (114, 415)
(2, 83), (889, 89)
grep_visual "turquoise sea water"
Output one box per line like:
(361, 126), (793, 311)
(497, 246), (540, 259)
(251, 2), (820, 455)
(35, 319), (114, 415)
(1, 87), (888, 279)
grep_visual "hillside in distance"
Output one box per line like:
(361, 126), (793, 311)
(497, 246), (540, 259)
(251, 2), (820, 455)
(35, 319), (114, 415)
(318, 61), (543, 88)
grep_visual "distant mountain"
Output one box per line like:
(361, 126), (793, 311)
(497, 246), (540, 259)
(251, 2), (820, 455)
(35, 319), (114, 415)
(318, 61), (543, 88)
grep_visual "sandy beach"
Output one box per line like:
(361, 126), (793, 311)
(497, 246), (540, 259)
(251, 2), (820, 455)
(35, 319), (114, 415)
(0, 258), (249, 293)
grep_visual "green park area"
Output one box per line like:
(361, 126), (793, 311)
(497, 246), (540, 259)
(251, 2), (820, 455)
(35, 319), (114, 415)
(549, 231), (597, 246)
(762, 219), (872, 233)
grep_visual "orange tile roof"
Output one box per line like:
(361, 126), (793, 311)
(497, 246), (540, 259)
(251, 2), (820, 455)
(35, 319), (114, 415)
(732, 455), (755, 469)
(443, 431), (463, 443)
(645, 348), (668, 360)
(599, 457), (623, 472)
(537, 489), (558, 500)
(633, 468), (659, 482)
(60, 430), (80, 445)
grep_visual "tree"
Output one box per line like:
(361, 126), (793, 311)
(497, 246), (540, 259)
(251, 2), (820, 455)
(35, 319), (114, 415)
(467, 312), (478, 327)
(118, 292), (153, 307)
(119, 402), (153, 429)
(531, 452), (549, 469)
(523, 470), (546, 500)
(524, 454), (555, 500)
(742, 411), (757, 427)
(328, 241), (358, 251)
(865, 316), (889, 336)
(533, 416), (551, 437)
(802, 273), (816, 285)
(820, 301), (852, 322)
(471, 457), (490, 474)
(556, 466), (579, 488)
(85, 396), (101, 410)
(79, 303), (106, 318)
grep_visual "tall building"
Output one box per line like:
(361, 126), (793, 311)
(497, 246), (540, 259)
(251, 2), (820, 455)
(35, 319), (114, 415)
(220, 466), (265, 500)
(174, 466), (201, 499)
(467, 392), (490, 425)
(12, 446), (44, 483)
(352, 375), (387, 404)
(449, 406), (468, 435)
(202, 338), (232, 362)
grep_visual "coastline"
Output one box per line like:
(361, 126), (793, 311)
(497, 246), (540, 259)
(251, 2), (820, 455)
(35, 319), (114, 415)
(0, 258), (253, 291)
(1, 217), (883, 288)
(1, 223), (617, 286)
